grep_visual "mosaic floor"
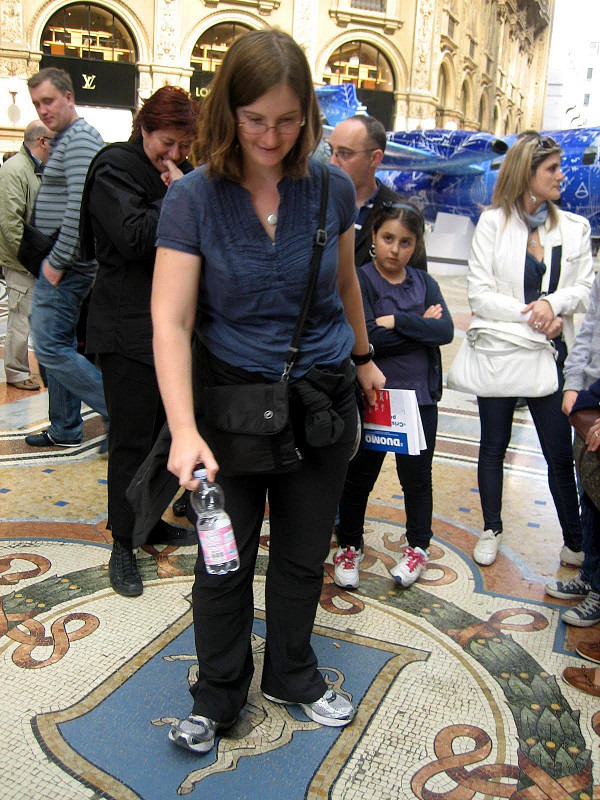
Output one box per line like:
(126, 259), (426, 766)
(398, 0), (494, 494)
(1, 273), (599, 800)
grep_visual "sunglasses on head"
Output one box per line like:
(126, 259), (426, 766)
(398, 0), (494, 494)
(536, 135), (558, 150)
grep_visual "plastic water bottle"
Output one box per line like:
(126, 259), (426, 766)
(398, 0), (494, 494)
(191, 468), (239, 575)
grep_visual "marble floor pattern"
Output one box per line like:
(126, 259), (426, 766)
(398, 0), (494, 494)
(1, 274), (598, 800)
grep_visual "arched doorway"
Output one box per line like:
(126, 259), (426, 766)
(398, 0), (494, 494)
(190, 22), (252, 102)
(40, 3), (137, 111)
(322, 41), (395, 130)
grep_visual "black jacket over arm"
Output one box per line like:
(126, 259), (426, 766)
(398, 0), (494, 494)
(354, 182), (428, 272)
(80, 137), (193, 364)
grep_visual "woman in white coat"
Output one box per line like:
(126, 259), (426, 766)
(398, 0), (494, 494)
(468, 131), (593, 567)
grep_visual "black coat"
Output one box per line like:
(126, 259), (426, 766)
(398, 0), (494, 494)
(354, 182), (428, 272)
(80, 137), (193, 364)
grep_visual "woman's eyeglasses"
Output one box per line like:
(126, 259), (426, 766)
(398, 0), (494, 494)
(237, 116), (305, 136)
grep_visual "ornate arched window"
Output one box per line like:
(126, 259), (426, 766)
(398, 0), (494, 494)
(40, 4), (137, 111)
(190, 22), (252, 100)
(41, 3), (136, 63)
(322, 41), (395, 129)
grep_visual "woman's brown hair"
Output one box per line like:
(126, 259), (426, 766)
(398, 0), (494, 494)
(491, 130), (562, 229)
(194, 29), (322, 182)
(131, 86), (199, 140)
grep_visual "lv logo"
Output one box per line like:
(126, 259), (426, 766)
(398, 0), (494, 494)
(82, 74), (96, 90)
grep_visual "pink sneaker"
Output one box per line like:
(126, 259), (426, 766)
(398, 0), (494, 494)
(390, 546), (428, 587)
(333, 545), (363, 589)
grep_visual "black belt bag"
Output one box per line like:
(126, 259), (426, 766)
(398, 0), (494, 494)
(196, 163), (331, 477)
(198, 377), (299, 476)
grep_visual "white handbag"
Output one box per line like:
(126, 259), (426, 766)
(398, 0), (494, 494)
(447, 317), (559, 398)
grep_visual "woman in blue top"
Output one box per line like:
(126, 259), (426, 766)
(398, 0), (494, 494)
(334, 202), (454, 590)
(152, 30), (384, 754)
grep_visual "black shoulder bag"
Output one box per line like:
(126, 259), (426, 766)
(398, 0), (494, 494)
(196, 164), (330, 477)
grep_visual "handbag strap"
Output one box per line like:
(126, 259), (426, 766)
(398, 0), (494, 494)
(281, 162), (330, 382)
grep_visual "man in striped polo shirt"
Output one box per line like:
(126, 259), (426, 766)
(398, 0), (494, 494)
(25, 67), (108, 448)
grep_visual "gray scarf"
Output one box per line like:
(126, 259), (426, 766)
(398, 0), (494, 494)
(524, 202), (548, 231)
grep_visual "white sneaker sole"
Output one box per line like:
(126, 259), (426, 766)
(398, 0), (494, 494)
(545, 585), (589, 600)
(561, 612), (600, 628)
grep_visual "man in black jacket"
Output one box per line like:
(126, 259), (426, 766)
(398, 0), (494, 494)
(327, 115), (427, 271)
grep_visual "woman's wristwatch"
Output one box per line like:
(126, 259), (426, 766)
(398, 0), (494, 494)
(351, 343), (374, 365)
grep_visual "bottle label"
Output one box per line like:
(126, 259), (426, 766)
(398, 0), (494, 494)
(199, 523), (237, 566)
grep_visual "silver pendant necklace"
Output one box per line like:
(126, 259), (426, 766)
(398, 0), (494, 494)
(266, 213), (278, 226)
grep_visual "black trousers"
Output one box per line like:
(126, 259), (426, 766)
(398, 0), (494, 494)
(99, 353), (165, 544)
(189, 388), (357, 722)
(337, 404), (438, 552)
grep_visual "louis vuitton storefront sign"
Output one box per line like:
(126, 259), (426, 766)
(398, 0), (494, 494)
(40, 54), (136, 110)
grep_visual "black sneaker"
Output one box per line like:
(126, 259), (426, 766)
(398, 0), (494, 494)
(562, 591), (600, 627)
(109, 540), (143, 597)
(146, 521), (196, 547)
(25, 430), (81, 447)
(545, 572), (591, 599)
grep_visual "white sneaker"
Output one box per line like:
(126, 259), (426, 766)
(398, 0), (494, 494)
(263, 689), (355, 727)
(473, 530), (502, 566)
(560, 545), (584, 568)
(333, 545), (363, 589)
(390, 546), (428, 587)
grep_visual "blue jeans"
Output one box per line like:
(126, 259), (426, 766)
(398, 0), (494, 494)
(30, 269), (108, 442)
(580, 494), (600, 592)
(477, 392), (582, 550)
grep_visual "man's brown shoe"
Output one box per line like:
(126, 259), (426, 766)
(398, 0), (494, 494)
(576, 639), (600, 664)
(9, 377), (40, 391)
(562, 666), (600, 697)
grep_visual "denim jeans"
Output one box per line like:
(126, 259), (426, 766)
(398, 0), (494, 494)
(477, 392), (582, 550)
(30, 269), (108, 442)
(337, 404), (438, 552)
(580, 493), (600, 592)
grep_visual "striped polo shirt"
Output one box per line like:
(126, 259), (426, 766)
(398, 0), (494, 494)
(34, 117), (103, 274)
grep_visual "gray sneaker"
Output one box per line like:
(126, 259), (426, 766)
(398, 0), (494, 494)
(168, 714), (235, 753)
(263, 689), (355, 727)
(562, 591), (600, 627)
(546, 572), (591, 599)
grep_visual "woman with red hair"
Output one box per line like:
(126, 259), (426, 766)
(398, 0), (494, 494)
(81, 86), (199, 596)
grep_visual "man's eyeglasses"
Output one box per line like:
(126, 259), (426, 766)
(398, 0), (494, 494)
(324, 141), (377, 161)
(237, 116), (305, 136)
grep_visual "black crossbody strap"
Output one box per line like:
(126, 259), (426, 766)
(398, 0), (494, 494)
(281, 162), (330, 381)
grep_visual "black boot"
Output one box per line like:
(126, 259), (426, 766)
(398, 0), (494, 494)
(109, 540), (143, 597)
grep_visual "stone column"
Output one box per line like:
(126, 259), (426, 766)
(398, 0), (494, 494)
(146, 0), (192, 97)
(292, 0), (319, 76)
(0, 0), (40, 142)
(408, 0), (437, 129)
